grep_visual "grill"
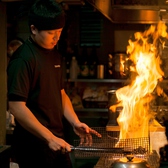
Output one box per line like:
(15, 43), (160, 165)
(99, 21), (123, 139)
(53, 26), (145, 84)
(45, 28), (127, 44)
(95, 150), (160, 168)
(73, 127), (160, 168)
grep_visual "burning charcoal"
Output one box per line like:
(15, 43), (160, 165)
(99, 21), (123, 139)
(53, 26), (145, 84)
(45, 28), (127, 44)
(133, 146), (147, 154)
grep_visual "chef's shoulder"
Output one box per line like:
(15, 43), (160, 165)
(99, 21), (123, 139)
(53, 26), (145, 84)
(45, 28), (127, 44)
(9, 39), (36, 62)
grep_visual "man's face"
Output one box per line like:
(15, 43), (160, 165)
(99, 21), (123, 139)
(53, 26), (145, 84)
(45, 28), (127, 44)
(31, 25), (63, 49)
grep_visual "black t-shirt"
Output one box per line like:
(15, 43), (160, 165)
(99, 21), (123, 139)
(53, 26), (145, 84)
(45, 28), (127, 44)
(7, 37), (64, 138)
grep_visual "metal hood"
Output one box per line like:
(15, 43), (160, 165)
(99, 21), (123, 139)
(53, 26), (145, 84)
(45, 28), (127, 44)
(86, 0), (168, 24)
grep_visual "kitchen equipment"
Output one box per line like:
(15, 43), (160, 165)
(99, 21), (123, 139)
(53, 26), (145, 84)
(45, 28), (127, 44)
(86, 0), (168, 24)
(73, 127), (150, 158)
(95, 151), (160, 168)
(111, 155), (150, 168)
(73, 127), (160, 168)
(97, 65), (104, 79)
(71, 146), (131, 154)
(114, 53), (128, 79)
(107, 90), (121, 126)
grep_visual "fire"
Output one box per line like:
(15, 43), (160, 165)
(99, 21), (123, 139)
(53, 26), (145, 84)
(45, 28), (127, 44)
(110, 22), (168, 142)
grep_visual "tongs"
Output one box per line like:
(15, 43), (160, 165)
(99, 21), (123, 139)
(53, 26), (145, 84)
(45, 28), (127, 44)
(70, 146), (131, 154)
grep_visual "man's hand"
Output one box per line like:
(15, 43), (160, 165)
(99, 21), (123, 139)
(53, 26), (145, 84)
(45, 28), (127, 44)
(48, 135), (71, 153)
(73, 122), (102, 146)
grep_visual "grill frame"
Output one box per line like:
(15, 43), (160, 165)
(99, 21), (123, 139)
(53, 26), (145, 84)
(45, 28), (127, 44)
(73, 127), (160, 168)
(73, 127), (150, 158)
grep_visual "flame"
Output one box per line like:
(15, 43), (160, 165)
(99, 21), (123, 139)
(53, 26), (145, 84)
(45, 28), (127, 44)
(111, 21), (168, 141)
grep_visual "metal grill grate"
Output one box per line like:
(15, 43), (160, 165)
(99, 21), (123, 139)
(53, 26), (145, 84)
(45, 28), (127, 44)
(73, 127), (160, 168)
(73, 127), (150, 158)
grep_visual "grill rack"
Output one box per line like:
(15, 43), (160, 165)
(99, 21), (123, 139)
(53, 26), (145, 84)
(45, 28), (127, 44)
(73, 127), (150, 158)
(73, 127), (160, 168)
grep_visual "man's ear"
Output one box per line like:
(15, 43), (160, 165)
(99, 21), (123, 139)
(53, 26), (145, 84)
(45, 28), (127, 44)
(30, 25), (37, 35)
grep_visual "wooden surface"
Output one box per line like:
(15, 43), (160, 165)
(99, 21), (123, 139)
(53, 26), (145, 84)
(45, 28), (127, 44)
(0, 2), (7, 145)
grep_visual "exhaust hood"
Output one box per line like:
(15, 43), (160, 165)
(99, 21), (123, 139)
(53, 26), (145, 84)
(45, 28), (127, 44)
(86, 0), (168, 24)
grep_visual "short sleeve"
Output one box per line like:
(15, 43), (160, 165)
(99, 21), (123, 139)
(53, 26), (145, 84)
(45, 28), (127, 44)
(7, 57), (32, 100)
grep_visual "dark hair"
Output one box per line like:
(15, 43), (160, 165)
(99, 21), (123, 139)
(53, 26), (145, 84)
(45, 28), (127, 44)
(28, 0), (65, 31)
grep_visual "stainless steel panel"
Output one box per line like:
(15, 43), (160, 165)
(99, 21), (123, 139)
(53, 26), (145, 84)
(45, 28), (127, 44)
(86, 0), (168, 23)
(111, 7), (160, 24)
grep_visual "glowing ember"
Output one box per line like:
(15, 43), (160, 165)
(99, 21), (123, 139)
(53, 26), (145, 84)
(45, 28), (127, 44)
(110, 21), (168, 142)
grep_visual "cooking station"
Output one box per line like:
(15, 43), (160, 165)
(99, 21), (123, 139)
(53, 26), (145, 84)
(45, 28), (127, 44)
(1, 0), (168, 168)
(72, 106), (168, 168)
(73, 127), (160, 168)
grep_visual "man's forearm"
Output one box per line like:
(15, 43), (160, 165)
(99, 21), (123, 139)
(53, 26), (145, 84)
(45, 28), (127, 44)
(9, 101), (54, 142)
(61, 90), (80, 126)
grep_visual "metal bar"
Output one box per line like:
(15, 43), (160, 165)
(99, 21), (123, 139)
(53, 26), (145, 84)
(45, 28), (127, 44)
(71, 146), (131, 154)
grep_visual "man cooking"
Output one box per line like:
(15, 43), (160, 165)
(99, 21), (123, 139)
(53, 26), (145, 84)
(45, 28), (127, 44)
(7, 0), (101, 167)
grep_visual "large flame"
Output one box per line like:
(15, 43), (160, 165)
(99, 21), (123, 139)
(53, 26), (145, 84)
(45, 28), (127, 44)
(110, 21), (168, 141)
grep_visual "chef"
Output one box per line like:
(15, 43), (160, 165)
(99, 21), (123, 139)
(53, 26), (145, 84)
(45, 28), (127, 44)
(7, 0), (101, 168)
